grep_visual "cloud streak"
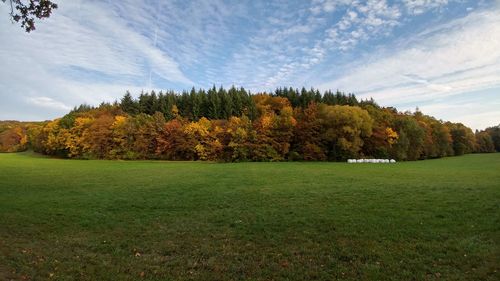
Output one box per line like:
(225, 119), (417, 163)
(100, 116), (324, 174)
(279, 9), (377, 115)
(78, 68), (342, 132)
(0, 0), (194, 120)
(318, 9), (500, 101)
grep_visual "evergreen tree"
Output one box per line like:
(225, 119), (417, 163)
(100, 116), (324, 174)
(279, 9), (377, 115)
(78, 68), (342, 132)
(219, 87), (233, 119)
(207, 86), (220, 119)
(120, 91), (139, 115)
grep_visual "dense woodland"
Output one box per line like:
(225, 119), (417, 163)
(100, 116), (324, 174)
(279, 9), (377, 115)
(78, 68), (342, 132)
(1, 86), (499, 161)
(0, 121), (41, 153)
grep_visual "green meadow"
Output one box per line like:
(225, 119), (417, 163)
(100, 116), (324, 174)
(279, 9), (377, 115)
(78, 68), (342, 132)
(0, 152), (499, 280)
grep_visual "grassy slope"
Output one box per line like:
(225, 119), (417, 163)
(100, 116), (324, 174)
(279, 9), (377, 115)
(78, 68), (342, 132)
(0, 153), (499, 281)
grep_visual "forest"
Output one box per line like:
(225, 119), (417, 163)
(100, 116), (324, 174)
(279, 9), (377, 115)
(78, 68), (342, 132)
(1, 86), (499, 161)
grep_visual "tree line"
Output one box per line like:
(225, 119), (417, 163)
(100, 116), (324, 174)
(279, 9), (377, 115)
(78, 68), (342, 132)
(0, 121), (39, 152)
(117, 86), (360, 121)
(1, 87), (499, 161)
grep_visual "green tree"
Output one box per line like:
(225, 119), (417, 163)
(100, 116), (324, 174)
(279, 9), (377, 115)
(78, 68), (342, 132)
(220, 87), (233, 119)
(484, 125), (500, 152)
(475, 131), (495, 153)
(448, 123), (476, 156)
(391, 115), (425, 160)
(120, 91), (139, 115)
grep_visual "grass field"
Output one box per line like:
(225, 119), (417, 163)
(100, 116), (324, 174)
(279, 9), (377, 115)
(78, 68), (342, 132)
(0, 152), (499, 280)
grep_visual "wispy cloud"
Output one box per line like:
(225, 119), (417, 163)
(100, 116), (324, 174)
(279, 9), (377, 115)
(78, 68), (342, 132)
(322, 0), (402, 51)
(220, 0), (406, 90)
(26, 97), (72, 111)
(0, 0), (194, 120)
(417, 89), (500, 130)
(318, 9), (500, 101)
(403, 0), (451, 15)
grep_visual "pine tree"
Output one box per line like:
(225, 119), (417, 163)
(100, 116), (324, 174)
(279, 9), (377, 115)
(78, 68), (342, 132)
(220, 87), (233, 119)
(120, 91), (139, 115)
(207, 86), (220, 119)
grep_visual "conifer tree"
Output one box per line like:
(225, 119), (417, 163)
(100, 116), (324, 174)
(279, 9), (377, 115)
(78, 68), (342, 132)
(120, 91), (139, 115)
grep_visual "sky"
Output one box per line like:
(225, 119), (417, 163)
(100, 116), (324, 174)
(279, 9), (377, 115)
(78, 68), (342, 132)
(0, 0), (499, 130)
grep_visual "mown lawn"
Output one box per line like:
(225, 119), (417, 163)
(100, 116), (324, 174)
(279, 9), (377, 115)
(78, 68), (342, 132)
(0, 152), (499, 280)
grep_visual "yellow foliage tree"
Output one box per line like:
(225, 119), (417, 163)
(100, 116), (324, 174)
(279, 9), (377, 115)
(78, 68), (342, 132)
(66, 117), (93, 158)
(318, 104), (374, 159)
(184, 117), (223, 160)
(385, 127), (398, 145)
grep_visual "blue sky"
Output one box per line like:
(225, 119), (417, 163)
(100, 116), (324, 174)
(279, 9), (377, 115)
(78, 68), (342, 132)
(0, 0), (499, 130)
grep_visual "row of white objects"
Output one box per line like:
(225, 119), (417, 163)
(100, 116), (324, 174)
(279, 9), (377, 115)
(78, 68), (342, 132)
(347, 159), (396, 163)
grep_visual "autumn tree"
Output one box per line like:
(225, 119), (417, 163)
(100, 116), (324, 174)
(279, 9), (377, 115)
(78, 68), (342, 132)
(251, 111), (281, 161)
(13, 86), (488, 162)
(448, 122), (476, 156)
(131, 112), (165, 159)
(318, 104), (373, 160)
(222, 115), (254, 162)
(156, 115), (196, 160)
(26, 123), (45, 153)
(429, 121), (453, 157)
(2, 0), (58, 32)
(85, 113), (114, 159)
(391, 115), (425, 160)
(361, 105), (398, 158)
(413, 111), (453, 159)
(0, 126), (28, 152)
(65, 116), (93, 158)
(291, 102), (326, 160)
(484, 125), (500, 152)
(184, 117), (223, 161)
(475, 131), (495, 153)
(41, 119), (68, 156)
(251, 95), (296, 161)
